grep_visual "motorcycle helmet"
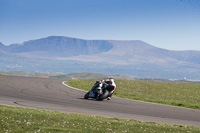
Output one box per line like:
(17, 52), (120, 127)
(109, 78), (115, 82)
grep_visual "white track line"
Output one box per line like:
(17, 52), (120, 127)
(62, 81), (87, 92)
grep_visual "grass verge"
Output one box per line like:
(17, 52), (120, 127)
(0, 105), (200, 132)
(66, 80), (200, 109)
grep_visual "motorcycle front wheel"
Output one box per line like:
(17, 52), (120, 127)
(84, 91), (90, 99)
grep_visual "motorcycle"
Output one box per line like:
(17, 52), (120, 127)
(84, 80), (114, 101)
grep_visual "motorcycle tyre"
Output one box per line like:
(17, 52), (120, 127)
(96, 90), (109, 101)
(84, 91), (90, 99)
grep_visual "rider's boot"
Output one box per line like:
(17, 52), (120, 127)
(107, 90), (114, 100)
(107, 97), (111, 100)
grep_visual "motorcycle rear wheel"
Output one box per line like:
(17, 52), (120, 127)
(96, 90), (109, 101)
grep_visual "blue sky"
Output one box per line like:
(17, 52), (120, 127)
(0, 0), (200, 50)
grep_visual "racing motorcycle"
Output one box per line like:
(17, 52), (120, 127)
(84, 80), (114, 101)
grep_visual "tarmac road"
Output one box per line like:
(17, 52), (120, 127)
(0, 75), (200, 127)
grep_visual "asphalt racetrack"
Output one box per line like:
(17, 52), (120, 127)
(0, 75), (200, 127)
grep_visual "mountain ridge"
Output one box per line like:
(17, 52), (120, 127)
(1, 36), (199, 53)
(1, 36), (114, 58)
(1, 36), (200, 66)
(1, 36), (200, 79)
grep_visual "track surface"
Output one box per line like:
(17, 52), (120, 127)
(0, 75), (200, 127)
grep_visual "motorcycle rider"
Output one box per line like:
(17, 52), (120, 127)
(105, 78), (116, 100)
(89, 78), (116, 100)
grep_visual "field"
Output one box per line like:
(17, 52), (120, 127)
(0, 105), (200, 133)
(66, 80), (200, 109)
(0, 71), (133, 80)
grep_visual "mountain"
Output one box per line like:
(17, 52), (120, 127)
(0, 42), (7, 55)
(0, 42), (6, 51)
(1, 36), (200, 79)
(3, 36), (113, 58)
(59, 40), (200, 67)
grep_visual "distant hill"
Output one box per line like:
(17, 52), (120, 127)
(0, 42), (5, 48)
(0, 42), (7, 54)
(1, 36), (200, 79)
(0, 71), (133, 80)
(59, 39), (200, 68)
(49, 72), (109, 80)
(1, 36), (113, 58)
(1, 71), (196, 82)
(2, 36), (200, 66)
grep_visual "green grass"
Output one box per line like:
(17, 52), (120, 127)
(66, 80), (200, 109)
(0, 105), (200, 132)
